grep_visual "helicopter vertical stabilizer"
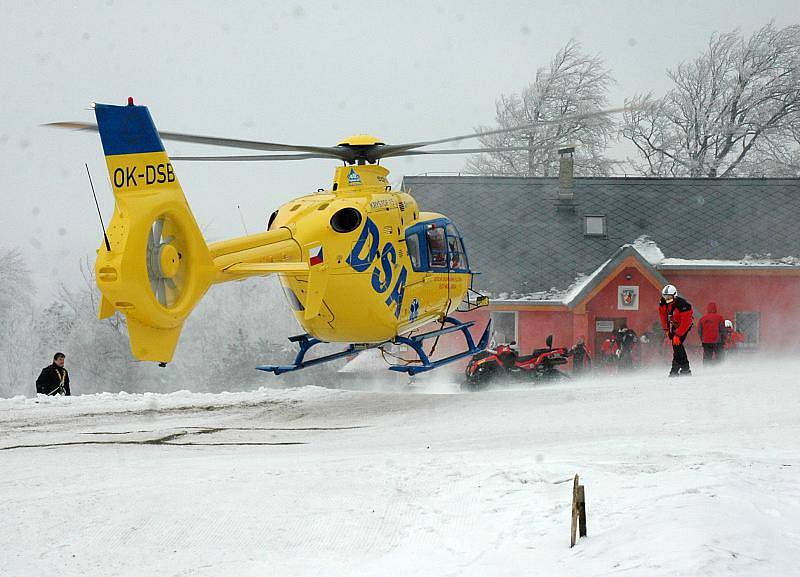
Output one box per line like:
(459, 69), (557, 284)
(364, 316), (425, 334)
(93, 101), (217, 363)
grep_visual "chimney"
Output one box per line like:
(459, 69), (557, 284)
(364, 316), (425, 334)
(556, 146), (575, 210)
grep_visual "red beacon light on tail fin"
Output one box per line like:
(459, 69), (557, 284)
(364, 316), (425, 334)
(127, 96), (134, 106)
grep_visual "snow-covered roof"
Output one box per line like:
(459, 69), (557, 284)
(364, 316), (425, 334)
(486, 232), (800, 307)
(490, 243), (670, 307)
(631, 235), (666, 265)
(631, 236), (800, 270)
(658, 256), (800, 269)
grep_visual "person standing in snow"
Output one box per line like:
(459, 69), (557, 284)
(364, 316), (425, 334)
(600, 334), (615, 371)
(571, 337), (592, 375)
(723, 320), (746, 353)
(615, 326), (638, 370)
(35, 352), (71, 396)
(658, 285), (694, 377)
(698, 302), (726, 363)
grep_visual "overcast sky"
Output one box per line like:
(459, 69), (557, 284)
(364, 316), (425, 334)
(1, 0), (797, 300)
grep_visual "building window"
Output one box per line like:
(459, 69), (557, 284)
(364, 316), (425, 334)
(491, 311), (517, 345)
(735, 312), (760, 346)
(584, 215), (606, 237)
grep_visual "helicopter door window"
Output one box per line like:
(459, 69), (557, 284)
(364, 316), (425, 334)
(406, 233), (422, 270)
(448, 236), (463, 269)
(445, 224), (467, 270)
(426, 227), (448, 268)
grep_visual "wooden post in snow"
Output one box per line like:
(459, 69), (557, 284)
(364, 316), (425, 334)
(570, 474), (587, 547)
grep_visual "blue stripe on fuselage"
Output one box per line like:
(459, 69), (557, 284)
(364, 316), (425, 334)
(94, 103), (165, 156)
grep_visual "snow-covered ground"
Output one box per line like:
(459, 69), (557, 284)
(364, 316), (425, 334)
(1, 360), (799, 577)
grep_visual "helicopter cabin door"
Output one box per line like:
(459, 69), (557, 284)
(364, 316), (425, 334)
(403, 219), (470, 321)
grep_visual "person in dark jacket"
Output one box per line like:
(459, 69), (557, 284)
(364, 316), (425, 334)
(36, 352), (71, 396)
(615, 326), (638, 370)
(658, 285), (694, 377)
(571, 337), (592, 374)
(698, 302), (726, 364)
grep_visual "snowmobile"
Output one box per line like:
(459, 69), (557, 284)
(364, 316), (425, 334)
(462, 335), (571, 391)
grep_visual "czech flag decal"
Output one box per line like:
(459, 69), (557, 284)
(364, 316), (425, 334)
(309, 245), (324, 266)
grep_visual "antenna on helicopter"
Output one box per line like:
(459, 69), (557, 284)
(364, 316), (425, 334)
(85, 163), (111, 252)
(236, 204), (249, 235)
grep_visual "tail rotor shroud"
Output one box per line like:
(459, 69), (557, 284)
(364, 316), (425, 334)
(146, 216), (183, 309)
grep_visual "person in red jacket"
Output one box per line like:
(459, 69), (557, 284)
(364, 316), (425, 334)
(658, 285), (694, 377)
(698, 302), (726, 364)
(723, 319), (746, 352)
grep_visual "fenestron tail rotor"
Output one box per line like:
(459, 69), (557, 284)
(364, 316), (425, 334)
(146, 216), (184, 309)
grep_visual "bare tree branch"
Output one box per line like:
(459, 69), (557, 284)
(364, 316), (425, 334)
(623, 23), (800, 177)
(466, 39), (617, 177)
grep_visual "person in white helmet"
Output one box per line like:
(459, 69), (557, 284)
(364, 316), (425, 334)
(658, 285), (694, 376)
(723, 319), (746, 352)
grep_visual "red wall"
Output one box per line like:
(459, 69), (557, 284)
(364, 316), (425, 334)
(436, 268), (800, 376)
(517, 310), (574, 354)
(663, 272), (800, 351)
(583, 266), (665, 351)
(505, 269), (800, 358)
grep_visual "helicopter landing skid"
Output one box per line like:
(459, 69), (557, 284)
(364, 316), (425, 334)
(255, 317), (491, 377)
(389, 316), (492, 376)
(255, 335), (378, 376)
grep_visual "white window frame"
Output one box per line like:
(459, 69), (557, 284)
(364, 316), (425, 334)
(735, 311), (761, 347)
(490, 310), (518, 345)
(584, 215), (607, 237)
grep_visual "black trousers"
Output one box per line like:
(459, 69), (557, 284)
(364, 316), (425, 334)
(670, 340), (691, 374)
(702, 343), (724, 363)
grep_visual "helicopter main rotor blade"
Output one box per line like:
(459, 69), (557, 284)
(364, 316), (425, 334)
(44, 121), (353, 161)
(373, 106), (631, 159)
(171, 153), (341, 161)
(380, 146), (536, 158)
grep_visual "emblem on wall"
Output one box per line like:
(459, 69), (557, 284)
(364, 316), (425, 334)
(618, 285), (639, 310)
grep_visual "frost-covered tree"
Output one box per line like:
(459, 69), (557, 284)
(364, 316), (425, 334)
(0, 247), (37, 397)
(748, 119), (800, 176)
(623, 24), (800, 177)
(466, 40), (617, 176)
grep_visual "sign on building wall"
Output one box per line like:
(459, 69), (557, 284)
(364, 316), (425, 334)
(595, 320), (614, 332)
(617, 285), (639, 310)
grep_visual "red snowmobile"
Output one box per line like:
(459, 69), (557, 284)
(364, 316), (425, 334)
(462, 335), (571, 391)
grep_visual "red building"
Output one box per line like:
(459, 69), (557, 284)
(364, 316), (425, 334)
(403, 166), (800, 366)
(459, 243), (800, 361)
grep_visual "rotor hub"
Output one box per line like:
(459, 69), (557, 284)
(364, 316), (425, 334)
(158, 244), (180, 278)
(337, 134), (385, 147)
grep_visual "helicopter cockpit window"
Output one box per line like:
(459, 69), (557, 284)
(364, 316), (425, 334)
(426, 226), (448, 268)
(406, 234), (421, 269)
(446, 224), (468, 270)
(267, 210), (278, 230)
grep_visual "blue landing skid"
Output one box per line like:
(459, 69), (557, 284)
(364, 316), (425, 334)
(255, 335), (378, 376)
(255, 317), (491, 377)
(389, 316), (492, 376)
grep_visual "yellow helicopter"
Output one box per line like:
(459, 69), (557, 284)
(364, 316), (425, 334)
(49, 99), (622, 375)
